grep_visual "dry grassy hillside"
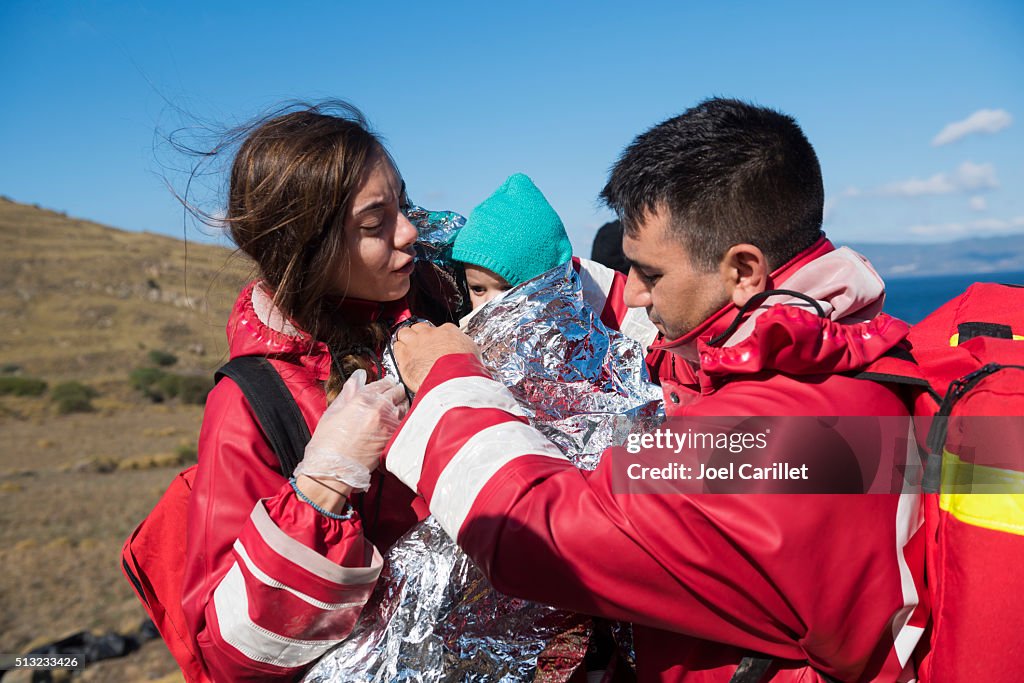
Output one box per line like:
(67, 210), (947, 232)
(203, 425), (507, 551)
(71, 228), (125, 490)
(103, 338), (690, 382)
(0, 197), (252, 383)
(0, 198), (252, 681)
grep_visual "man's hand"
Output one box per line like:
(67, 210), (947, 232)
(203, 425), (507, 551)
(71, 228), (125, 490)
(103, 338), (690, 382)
(393, 322), (481, 393)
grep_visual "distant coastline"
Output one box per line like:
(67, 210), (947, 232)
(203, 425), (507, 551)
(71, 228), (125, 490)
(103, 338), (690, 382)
(849, 234), (1024, 280)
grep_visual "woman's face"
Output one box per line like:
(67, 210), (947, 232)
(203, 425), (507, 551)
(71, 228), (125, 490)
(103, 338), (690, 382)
(335, 152), (418, 301)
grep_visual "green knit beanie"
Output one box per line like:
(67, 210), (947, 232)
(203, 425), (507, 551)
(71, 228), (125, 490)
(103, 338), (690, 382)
(452, 173), (573, 287)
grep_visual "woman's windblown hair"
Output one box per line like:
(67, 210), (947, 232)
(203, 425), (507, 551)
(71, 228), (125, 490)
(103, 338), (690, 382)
(176, 100), (397, 398)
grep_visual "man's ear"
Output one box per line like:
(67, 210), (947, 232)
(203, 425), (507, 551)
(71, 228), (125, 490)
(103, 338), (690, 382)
(720, 244), (768, 307)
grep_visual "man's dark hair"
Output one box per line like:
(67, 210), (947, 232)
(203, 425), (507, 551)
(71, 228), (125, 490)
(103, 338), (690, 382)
(600, 98), (824, 270)
(590, 220), (629, 274)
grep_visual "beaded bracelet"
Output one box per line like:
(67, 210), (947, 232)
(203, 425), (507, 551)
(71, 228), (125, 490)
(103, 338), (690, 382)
(289, 477), (355, 521)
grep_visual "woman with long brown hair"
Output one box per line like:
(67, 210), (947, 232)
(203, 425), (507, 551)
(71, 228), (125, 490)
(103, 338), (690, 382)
(180, 102), (438, 681)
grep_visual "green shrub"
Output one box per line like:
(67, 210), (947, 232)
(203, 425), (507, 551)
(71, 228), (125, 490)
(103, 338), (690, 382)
(0, 376), (47, 396)
(156, 373), (181, 400)
(130, 366), (211, 404)
(51, 381), (98, 414)
(130, 367), (168, 401)
(1, 363), (23, 375)
(176, 375), (213, 405)
(148, 350), (179, 367)
(130, 366), (166, 389)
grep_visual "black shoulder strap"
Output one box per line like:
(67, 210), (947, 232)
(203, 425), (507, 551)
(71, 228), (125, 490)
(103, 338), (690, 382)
(215, 356), (310, 478)
(729, 655), (840, 683)
(853, 345), (942, 405)
(729, 656), (773, 682)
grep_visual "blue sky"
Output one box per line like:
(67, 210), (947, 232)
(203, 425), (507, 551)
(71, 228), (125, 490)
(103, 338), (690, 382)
(1, 1), (1022, 253)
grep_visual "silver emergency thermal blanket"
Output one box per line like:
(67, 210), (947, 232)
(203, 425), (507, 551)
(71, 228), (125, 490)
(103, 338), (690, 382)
(305, 212), (660, 683)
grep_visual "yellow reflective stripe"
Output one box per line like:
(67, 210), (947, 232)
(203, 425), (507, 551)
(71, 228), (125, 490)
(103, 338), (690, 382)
(939, 449), (1024, 536)
(940, 449), (1024, 492)
(949, 333), (1024, 346)
(939, 493), (1024, 536)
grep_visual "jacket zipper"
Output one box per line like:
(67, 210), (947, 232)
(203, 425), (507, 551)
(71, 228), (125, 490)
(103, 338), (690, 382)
(923, 363), (1024, 492)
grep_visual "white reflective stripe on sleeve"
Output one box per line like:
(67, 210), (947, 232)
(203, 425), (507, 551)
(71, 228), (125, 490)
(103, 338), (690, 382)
(233, 541), (367, 611)
(890, 422), (925, 668)
(894, 624), (925, 671)
(888, 491), (929, 667)
(388, 375), (529, 492)
(249, 502), (383, 586)
(892, 490), (924, 667)
(430, 420), (568, 539)
(212, 563), (343, 668)
(576, 257), (617, 312)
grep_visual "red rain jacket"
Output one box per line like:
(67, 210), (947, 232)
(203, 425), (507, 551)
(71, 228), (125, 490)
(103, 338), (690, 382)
(181, 281), (428, 682)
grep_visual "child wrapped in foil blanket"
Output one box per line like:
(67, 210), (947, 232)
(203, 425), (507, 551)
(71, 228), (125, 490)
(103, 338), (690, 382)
(303, 201), (662, 683)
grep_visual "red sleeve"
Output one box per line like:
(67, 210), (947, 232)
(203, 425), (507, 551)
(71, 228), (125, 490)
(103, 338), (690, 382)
(182, 379), (382, 682)
(384, 354), (925, 680)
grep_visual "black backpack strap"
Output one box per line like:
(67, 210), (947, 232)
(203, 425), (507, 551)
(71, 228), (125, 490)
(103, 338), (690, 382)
(853, 345), (942, 405)
(728, 655), (841, 683)
(215, 356), (310, 478)
(730, 656), (773, 682)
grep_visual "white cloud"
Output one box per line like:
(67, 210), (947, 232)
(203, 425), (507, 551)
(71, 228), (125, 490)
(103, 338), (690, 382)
(954, 161), (999, 190)
(879, 173), (956, 197)
(823, 186), (864, 223)
(931, 109), (1013, 146)
(878, 161), (998, 197)
(908, 215), (1024, 237)
(824, 164), (999, 230)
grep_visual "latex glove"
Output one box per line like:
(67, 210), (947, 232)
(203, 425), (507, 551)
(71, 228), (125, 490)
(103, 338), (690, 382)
(294, 369), (409, 491)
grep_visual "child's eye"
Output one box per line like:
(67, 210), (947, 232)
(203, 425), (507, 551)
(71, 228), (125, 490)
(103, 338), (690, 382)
(470, 286), (486, 294)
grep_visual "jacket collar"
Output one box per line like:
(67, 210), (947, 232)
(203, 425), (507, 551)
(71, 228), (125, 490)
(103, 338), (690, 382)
(227, 281), (411, 381)
(649, 237), (908, 392)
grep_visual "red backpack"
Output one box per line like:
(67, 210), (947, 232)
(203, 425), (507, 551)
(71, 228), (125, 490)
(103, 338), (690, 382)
(120, 357), (309, 682)
(730, 282), (1024, 683)
(866, 282), (1024, 683)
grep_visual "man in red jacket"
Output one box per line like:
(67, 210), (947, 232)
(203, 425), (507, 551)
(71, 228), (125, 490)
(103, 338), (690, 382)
(385, 98), (927, 682)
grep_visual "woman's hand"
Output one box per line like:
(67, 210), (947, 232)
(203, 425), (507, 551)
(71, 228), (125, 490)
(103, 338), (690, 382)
(294, 369), (410, 509)
(393, 323), (482, 393)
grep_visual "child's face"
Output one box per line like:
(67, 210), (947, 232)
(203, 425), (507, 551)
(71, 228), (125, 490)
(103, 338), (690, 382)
(464, 264), (512, 310)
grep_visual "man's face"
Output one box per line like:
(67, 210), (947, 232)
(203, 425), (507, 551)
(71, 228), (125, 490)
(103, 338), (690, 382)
(621, 206), (729, 340)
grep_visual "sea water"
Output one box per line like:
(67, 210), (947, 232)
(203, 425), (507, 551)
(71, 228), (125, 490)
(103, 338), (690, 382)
(884, 271), (1024, 324)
